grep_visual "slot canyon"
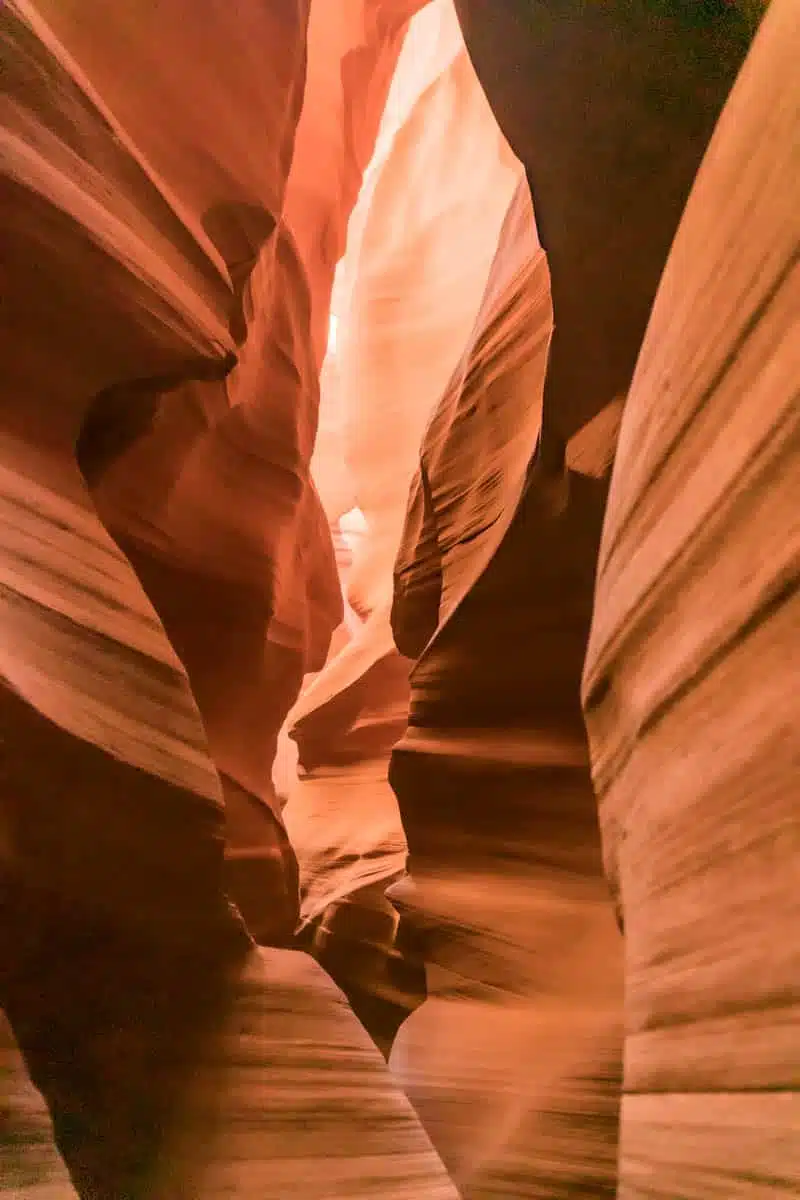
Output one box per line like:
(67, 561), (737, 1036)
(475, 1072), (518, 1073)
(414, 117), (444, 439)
(1, 1), (798, 1196)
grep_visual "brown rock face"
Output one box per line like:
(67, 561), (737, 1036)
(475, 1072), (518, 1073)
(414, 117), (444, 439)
(386, 176), (625, 1197)
(377, 4), (767, 1195)
(452, 0), (755, 451)
(286, 645), (419, 1058)
(0, 1), (459, 1195)
(583, 3), (800, 1192)
(283, 1), (527, 1058)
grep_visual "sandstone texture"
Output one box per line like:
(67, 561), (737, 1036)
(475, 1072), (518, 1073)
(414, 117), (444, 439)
(583, 2), (800, 1192)
(2, 1), (795, 1197)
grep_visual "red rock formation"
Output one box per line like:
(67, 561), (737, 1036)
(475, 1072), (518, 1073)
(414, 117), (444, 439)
(583, 1), (800, 1191)
(81, 0), (427, 945)
(453, 0), (756, 452)
(86, 217), (343, 945)
(285, 0), (420, 370)
(284, 2), (526, 1057)
(311, 0), (523, 628)
(0, 1), (459, 1194)
(380, 2), (757, 1194)
(386, 175), (625, 1197)
(286, 645), (419, 1056)
(332, 1), (523, 623)
(2, 0), (792, 1196)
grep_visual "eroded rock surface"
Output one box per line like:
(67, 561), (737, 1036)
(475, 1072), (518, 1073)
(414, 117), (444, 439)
(0, 1), (459, 1194)
(2, 0), (793, 1196)
(386, 176), (624, 1196)
(376, 5), (764, 1194)
(452, 0), (756, 451)
(583, 2), (800, 1192)
(284, 1), (527, 1058)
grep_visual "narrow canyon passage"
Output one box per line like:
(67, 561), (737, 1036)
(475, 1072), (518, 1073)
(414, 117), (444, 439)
(1, 1), (797, 1198)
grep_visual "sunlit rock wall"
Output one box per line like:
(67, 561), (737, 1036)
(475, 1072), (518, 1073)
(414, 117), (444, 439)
(380, 1), (760, 1195)
(84, 0), (421, 944)
(386, 174), (625, 1196)
(0, 1), (462, 1195)
(284, 1), (526, 1034)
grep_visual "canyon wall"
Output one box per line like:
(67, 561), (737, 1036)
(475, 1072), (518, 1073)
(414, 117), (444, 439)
(0, 1), (460, 1195)
(385, 174), (625, 1195)
(583, 2), (800, 1192)
(361, 2), (757, 1195)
